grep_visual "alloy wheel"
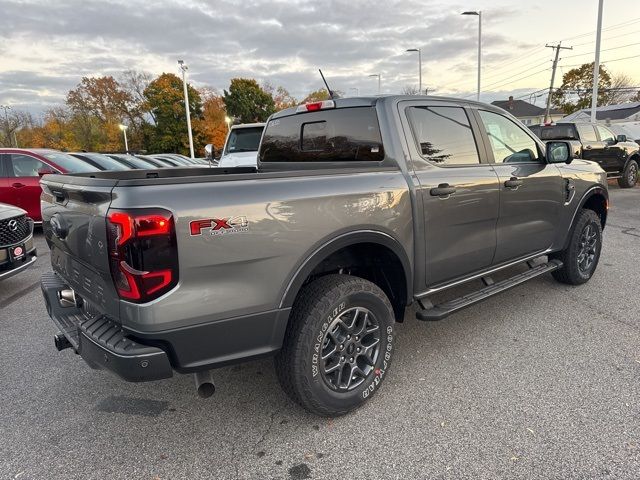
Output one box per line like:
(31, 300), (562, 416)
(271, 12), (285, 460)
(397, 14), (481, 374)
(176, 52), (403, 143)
(319, 307), (381, 392)
(577, 223), (598, 273)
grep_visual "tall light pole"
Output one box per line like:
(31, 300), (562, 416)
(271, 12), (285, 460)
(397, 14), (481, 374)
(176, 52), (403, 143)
(406, 48), (422, 94)
(178, 60), (195, 158)
(118, 124), (129, 153)
(369, 74), (381, 95)
(462, 10), (482, 101)
(224, 116), (232, 134)
(590, 0), (604, 124)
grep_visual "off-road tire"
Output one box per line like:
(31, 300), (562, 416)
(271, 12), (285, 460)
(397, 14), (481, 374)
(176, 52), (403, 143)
(617, 159), (638, 188)
(551, 209), (602, 285)
(275, 274), (395, 417)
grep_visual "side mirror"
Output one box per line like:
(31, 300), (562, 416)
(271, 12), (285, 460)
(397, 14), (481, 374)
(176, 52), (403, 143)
(37, 168), (56, 177)
(616, 134), (627, 143)
(546, 141), (573, 164)
(204, 144), (213, 159)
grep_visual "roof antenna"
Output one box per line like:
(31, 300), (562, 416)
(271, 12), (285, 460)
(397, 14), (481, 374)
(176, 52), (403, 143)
(319, 69), (337, 99)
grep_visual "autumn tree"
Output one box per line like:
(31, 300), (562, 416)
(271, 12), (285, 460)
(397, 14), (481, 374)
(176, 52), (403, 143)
(551, 62), (612, 114)
(0, 108), (31, 147)
(195, 87), (228, 150)
(263, 82), (298, 111)
(302, 88), (331, 103)
(223, 78), (275, 123)
(144, 72), (204, 154)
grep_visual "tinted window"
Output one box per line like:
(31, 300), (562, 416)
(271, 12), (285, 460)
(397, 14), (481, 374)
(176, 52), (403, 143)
(479, 110), (542, 164)
(72, 153), (128, 171)
(538, 124), (577, 140)
(596, 125), (615, 143)
(9, 154), (52, 177)
(224, 127), (264, 155)
(41, 151), (98, 173)
(260, 107), (384, 162)
(576, 124), (598, 142)
(407, 106), (480, 165)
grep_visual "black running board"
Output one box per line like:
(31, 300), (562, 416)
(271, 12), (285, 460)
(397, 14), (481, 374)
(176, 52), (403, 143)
(416, 259), (563, 321)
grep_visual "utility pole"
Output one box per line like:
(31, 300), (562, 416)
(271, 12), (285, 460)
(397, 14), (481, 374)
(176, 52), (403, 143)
(544, 42), (572, 123)
(590, 0), (604, 124)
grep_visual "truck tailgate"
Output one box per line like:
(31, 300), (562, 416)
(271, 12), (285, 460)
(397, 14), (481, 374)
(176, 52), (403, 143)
(40, 176), (120, 319)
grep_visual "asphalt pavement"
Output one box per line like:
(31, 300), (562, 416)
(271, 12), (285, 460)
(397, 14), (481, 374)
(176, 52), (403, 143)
(1, 184), (639, 480)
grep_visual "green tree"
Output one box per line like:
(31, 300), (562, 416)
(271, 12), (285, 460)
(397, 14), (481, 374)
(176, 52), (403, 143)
(223, 78), (275, 123)
(551, 62), (612, 114)
(144, 73), (204, 154)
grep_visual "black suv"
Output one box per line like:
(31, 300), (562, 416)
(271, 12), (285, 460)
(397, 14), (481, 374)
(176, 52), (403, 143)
(530, 122), (640, 188)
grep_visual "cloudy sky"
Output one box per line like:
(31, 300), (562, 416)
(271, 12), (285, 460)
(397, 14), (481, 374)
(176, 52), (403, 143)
(1, 0), (639, 115)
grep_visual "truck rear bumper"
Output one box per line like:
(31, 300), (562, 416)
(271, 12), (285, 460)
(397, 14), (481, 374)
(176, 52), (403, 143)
(41, 271), (291, 380)
(41, 271), (173, 382)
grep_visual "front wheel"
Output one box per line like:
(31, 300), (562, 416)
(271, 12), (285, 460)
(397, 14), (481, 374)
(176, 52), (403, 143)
(617, 159), (638, 188)
(275, 275), (395, 417)
(551, 209), (603, 285)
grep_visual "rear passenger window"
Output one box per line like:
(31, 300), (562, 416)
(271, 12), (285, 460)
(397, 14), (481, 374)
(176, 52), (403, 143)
(407, 106), (480, 165)
(260, 107), (384, 162)
(576, 124), (598, 142)
(9, 154), (49, 177)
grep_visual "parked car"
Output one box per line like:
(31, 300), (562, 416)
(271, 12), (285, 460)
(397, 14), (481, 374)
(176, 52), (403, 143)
(151, 154), (195, 167)
(149, 155), (181, 167)
(69, 152), (130, 171)
(215, 123), (265, 168)
(105, 154), (160, 170)
(0, 202), (36, 280)
(40, 96), (607, 416)
(529, 122), (640, 187)
(0, 148), (99, 221)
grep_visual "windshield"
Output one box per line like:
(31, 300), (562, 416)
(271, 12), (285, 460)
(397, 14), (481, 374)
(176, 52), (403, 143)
(224, 127), (264, 155)
(42, 151), (99, 172)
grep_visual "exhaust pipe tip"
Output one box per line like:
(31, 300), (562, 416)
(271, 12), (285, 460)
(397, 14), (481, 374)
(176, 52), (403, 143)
(194, 370), (216, 398)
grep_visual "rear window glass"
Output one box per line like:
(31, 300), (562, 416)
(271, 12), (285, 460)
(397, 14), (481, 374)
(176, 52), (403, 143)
(260, 107), (384, 162)
(537, 124), (577, 140)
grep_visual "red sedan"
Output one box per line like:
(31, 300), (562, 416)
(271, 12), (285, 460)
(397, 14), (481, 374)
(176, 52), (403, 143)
(0, 148), (98, 222)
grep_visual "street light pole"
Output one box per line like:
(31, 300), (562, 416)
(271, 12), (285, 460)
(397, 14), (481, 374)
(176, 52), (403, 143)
(462, 11), (482, 101)
(590, 0), (604, 124)
(369, 74), (381, 94)
(224, 116), (232, 134)
(178, 60), (195, 159)
(406, 48), (422, 94)
(118, 124), (129, 153)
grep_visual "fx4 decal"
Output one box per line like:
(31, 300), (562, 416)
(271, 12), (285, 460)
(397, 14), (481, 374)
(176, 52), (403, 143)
(190, 216), (249, 236)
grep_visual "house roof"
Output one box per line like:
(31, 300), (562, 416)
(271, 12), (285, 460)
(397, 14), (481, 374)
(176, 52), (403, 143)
(491, 97), (563, 118)
(562, 102), (640, 121)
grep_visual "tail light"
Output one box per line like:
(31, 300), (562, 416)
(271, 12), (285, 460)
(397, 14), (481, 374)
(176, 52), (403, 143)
(106, 209), (178, 303)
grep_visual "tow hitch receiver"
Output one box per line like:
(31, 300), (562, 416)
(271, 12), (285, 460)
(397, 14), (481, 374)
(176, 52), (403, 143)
(54, 332), (73, 351)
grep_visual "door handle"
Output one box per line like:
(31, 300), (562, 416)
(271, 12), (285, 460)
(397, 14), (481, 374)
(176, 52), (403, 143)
(11, 182), (25, 188)
(504, 177), (523, 189)
(584, 145), (592, 150)
(430, 183), (456, 197)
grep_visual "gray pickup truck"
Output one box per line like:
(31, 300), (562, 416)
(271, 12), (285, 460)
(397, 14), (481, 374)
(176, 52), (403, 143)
(40, 96), (608, 416)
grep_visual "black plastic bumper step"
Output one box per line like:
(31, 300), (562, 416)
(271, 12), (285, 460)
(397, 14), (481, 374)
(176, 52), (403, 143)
(416, 259), (563, 322)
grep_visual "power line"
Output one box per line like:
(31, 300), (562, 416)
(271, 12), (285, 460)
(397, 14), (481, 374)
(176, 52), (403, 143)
(561, 41), (640, 59)
(558, 17), (640, 42)
(572, 29), (640, 47)
(563, 53), (640, 68)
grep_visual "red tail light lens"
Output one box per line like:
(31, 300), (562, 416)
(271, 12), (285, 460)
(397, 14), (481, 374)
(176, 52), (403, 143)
(106, 209), (178, 303)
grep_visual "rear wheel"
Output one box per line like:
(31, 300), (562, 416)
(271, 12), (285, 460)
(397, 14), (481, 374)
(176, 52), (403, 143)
(617, 159), (638, 188)
(551, 209), (602, 285)
(275, 275), (395, 417)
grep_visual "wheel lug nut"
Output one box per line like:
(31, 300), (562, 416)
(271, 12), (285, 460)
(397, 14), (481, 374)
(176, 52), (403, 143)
(339, 344), (344, 350)
(341, 356), (345, 362)
(357, 347), (361, 352)
(347, 335), (351, 339)
(349, 357), (354, 362)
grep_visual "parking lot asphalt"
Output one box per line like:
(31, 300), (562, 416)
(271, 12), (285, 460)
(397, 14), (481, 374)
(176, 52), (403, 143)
(1, 184), (639, 480)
